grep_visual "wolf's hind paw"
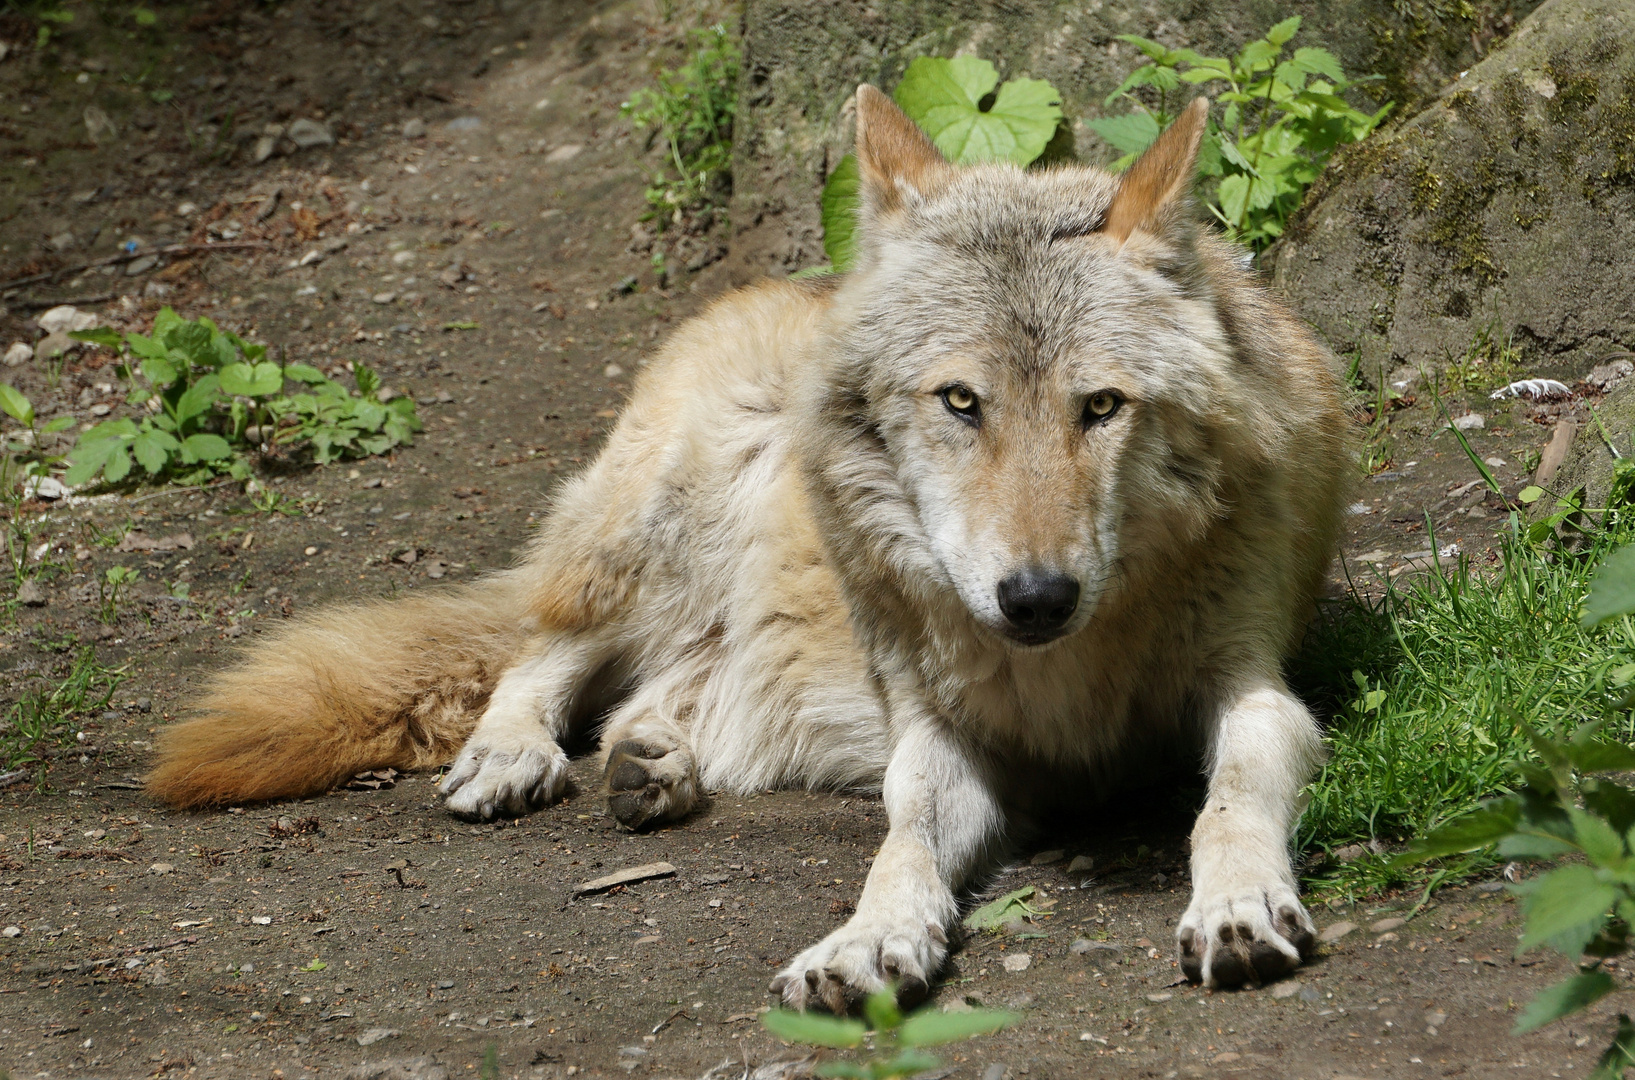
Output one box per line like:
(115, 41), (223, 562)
(603, 738), (699, 830)
(440, 739), (568, 821)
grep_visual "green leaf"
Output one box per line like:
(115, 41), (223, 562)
(899, 1007), (1020, 1047)
(175, 375), (222, 424)
(141, 353), (179, 387)
(893, 57), (1062, 167)
(180, 433), (232, 464)
(0, 383), (34, 427)
(1265, 16), (1302, 45)
(1513, 970), (1617, 1033)
(1291, 47), (1345, 83)
(760, 1009), (866, 1048)
(1584, 545), (1635, 626)
(1590, 1015), (1635, 1080)
(1395, 800), (1520, 864)
(299, 959), (326, 972)
(1516, 865), (1616, 953)
(862, 987), (901, 1034)
(1084, 111), (1162, 159)
(443, 321), (479, 331)
(103, 445), (132, 484)
(1570, 741), (1635, 774)
(1518, 485), (1546, 504)
(963, 886), (1039, 931)
(65, 438), (119, 486)
(42, 416), (74, 434)
(131, 431), (175, 475)
(821, 153), (862, 273)
(878, 1049), (942, 1076)
(283, 363), (329, 385)
(1572, 807), (1628, 867)
(68, 327), (122, 348)
(354, 365), (382, 399)
(219, 362), (283, 397)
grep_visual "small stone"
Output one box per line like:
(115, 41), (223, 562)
(304, 546), (318, 556)
(89, 403), (111, 416)
(437, 979), (455, 989)
(253, 135), (278, 163)
(135, 697), (152, 712)
(38, 305), (97, 335)
(372, 292), (397, 304)
(423, 560), (447, 580)
(16, 579), (45, 607)
(1375, 931), (1399, 943)
(1001, 953), (1031, 972)
(1483, 457), (1506, 468)
(83, 105), (117, 143)
(1370, 917), (1406, 933)
(4, 342), (30, 366)
(1318, 921), (1357, 943)
(604, 363), (624, 379)
(1298, 984), (1321, 1003)
(402, 118), (427, 139)
(2, 926), (19, 938)
(1029, 849), (1065, 866)
(445, 116), (482, 132)
(83, 828), (105, 840)
(149, 863), (175, 875)
(1212, 1052), (1241, 1064)
(546, 143), (583, 163)
(356, 1027), (399, 1047)
(1145, 992), (1172, 1003)
(1332, 843), (1367, 863)
(125, 255), (158, 276)
(287, 118), (334, 148)
(1452, 413), (1485, 431)
(1270, 980), (1303, 999)
(392, 250), (416, 267)
(34, 332), (79, 363)
(1067, 855), (1095, 874)
(47, 231), (75, 252)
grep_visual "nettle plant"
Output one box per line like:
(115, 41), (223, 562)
(762, 985), (1017, 1080)
(66, 309), (419, 487)
(1400, 543), (1635, 1075)
(819, 56), (1063, 272)
(621, 24), (739, 228)
(1087, 17), (1392, 250)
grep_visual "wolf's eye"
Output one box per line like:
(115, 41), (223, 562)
(941, 385), (980, 423)
(1083, 390), (1122, 426)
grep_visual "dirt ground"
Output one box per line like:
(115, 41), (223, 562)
(0, 1), (1619, 1077)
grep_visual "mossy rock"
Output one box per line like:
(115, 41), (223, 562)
(1549, 380), (1635, 514)
(728, 0), (1538, 281)
(1270, 0), (1635, 387)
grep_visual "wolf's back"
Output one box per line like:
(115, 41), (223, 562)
(147, 573), (532, 808)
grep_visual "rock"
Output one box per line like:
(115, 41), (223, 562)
(149, 863), (175, 875)
(1451, 413), (1485, 431)
(82, 106), (117, 144)
(34, 332), (79, 362)
(357, 1028), (400, 1047)
(253, 135), (278, 163)
(1029, 849), (1065, 866)
(16, 580), (45, 607)
(345, 1056), (450, 1080)
(1001, 952), (1032, 972)
(1067, 855), (1095, 874)
(1546, 379), (1635, 509)
(125, 255), (158, 276)
(1319, 920), (1358, 944)
(545, 143), (583, 163)
(1270, 979), (1304, 999)
(402, 118), (427, 139)
(4, 342), (30, 366)
(572, 862), (677, 897)
(445, 116), (482, 132)
(1145, 992), (1173, 1003)
(38, 305), (98, 335)
(423, 559), (448, 580)
(372, 292), (397, 304)
(392, 250), (416, 267)
(287, 118), (334, 148)
(47, 231), (75, 252)
(25, 475), (70, 500)
(1587, 359), (1635, 393)
(1272, 0), (1635, 382)
(732, 0), (1534, 281)
(1534, 420), (1576, 485)
(2, 926), (19, 938)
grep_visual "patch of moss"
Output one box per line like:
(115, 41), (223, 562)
(1545, 59), (1599, 125)
(1418, 156), (1503, 288)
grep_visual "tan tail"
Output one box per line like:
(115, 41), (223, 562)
(147, 573), (533, 808)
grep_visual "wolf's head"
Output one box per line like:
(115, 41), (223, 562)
(810, 88), (1274, 651)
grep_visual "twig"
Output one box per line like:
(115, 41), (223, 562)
(13, 293), (117, 311)
(124, 477), (241, 504)
(0, 770), (30, 788)
(0, 242), (270, 293)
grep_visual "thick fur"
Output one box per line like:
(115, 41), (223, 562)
(149, 89), (1349, 1008)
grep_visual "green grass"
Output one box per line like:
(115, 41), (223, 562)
(1, 646), (123, 785)
(1291, 518), (1635, 900)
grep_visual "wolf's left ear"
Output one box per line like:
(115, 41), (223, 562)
(855, 84), (953, 214)
(1103, 97), (1208, 245)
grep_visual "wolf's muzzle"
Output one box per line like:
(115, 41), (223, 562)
(996, 568), (1079, 645)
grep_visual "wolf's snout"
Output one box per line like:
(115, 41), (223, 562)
(996, 569), (1080, 642)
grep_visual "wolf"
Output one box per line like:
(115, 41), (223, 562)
(147, 88), (1349, 1010)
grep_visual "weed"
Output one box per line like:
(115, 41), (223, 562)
(98, 565), (139, 624)
(479, 1043), (499, 1080)
(65, 310), (420, 488)
(1089, 17), (1392, 251)
(621, 24), (738, 229)
(0, 648), (123, 785)
(762, 985), (1016, 1078)
(1442, 323), (1525, 395)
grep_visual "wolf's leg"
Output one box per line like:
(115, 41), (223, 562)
(771, 716), (1003, 1012)
(1178, 682), (1323, 988)
(440, 636), (610, 820)
(599, 709), (700, 830)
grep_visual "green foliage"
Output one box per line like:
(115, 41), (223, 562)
(1, 647), (122, 784)
(762, 986), (1017, 1080)
(98, 565), (138, 625)
(63, 309), (419, 489)
(819, 57), (1063, 272)
(962, 886), (1045, 932)
(1088, 16), (1392, 250)
(621, 24), (738, 228)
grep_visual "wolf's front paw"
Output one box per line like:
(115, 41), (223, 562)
(1176, 879), (1314, 988)
(769, 916), (946, 1013)
(440, 737), (568, 821)
(603, 737), (699, 830)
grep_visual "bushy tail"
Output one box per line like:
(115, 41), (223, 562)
(147, 573), (533, 808)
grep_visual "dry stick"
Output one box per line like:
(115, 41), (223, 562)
(0, 241), (270, 293)
(14, 292), (117, 311)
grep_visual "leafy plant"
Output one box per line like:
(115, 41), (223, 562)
(621, 24), (738, 228)
(64, 309), (419, 488)
(762, 986), (1017, 1079)
(962, 886), (1048, 932)
(1, 647), (122, 783)
(1088, 16), (1392, 250)
(98, 566), (139, 625)
(1394, 537), (1635, 1073)
(819, 57), (1063, 272)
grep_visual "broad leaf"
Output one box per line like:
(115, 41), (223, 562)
(68, 327), (122, 348)
(1291, 46), (1345, 82)
(284, 363), (329, 385)
(1513, 970), (1617, 1033)
(102, 445), (132, 483)
(1084, 111), (1161, 159)
(963, 886), (1040, 931)
(131, 430), (176, 475)
(175, 375), (222, 425)
(821, 153), (861, 273)
(124, 331), (168, 360)
(0, 383), (33, 427)
(894, 57), (1062, 166)
(219, 361), (283, 397)
(180, 433), (233, 463)
(1516, 865), (1616, 953)
(1265, 15), (1302, 45)
(1571, 808), (1627, 867)
(1396, 800), (1519, 863)
(1584, 544), (1635, 626)
(141, 354), (179, 387)
(760, 1009), (866, 1048)
(899, 1007), (1020, 1047)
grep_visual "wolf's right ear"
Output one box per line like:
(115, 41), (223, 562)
(855, 84), (952, 214)
(1103, 97), (1208, 245)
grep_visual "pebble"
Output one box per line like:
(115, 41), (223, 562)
(34, 332), (79, 362)
(149, 863), (175, 875)
(253, 135), (278, 163)
(1318, 920), (1356, 943)
(304, 546), (318, 556)
(47, 231), (75, 252)
(1270, 980), (1303, 999)
(546, 143), (583, 163)
(3, 342), (30, 366)
(83, 105), (117, 144)
(1001, 953), (1032, 972)
(1145, 992), (1172, 1003)
(372, 292), (397, 304)
(1029, 849), (1064, 866)
(402, 118), (427, 139)
(125, 255), (158, 276)
(1370, 917), (1407, 933)
(445, 116), (482, 132)
(604, 363), (624, 379)
(16, 579), (45, 607)
(2, 926), (19, 938)
(424, 560), (448, 580)
(39, 305), (97, 335)
(356, 1028), (399, 1047)
(1451, 413), (1485, 430)
(437, 979), (455, 989)
(1067, 854), (1095, 874)
(392, 250), (416, 267)
(252, 916), (272, 925)
(287, 118), (334, 148)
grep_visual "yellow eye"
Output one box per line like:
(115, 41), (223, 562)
(1084, 391), (1121, 424)
(942, 385), (978, 416)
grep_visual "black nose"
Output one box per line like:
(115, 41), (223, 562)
(996, 569), (1080, 640)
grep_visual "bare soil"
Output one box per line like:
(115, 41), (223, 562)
(0, 1), (1609, 1077)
